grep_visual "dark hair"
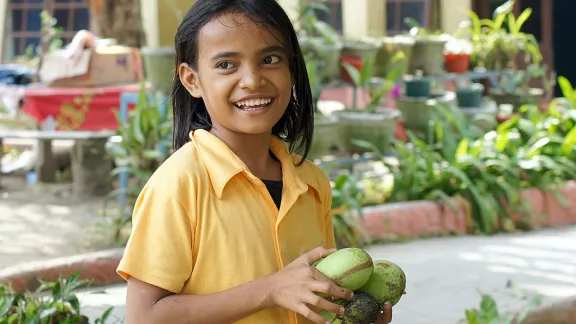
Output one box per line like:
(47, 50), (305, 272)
(171, 0), (314, 164)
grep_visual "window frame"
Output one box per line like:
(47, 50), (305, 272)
(386, 0), (431, 35)
(4, 0), (90, 60)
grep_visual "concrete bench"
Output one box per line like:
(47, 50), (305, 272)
(0, 129), (116, 197)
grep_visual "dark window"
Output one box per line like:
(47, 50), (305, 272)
(386, 0), (430, 35)
(314, 0), (343, 33)
(4, 0), (90, 61)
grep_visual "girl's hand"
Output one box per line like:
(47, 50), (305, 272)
(266, 246), (354, 324)
(376, 302), (393, 323)
(376, 291), (406, 323)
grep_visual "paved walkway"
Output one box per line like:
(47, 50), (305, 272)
(76, 225), (576, 324)
(0, 177), (117, 269)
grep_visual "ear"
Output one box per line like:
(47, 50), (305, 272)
(178, 63), (202, 98)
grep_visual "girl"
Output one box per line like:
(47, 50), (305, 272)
(117, 0), (395, 323)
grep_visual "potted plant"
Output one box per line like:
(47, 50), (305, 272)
(444, 38), (472, 73)
(340, 37), (381, 83)
(303, 55), (343, 159)
(404, 70), (431, 98)
(457, 1), (541, 71)
(456, 81), (485, 108)
(395, 88), (458, 140)
(296, 0), (343, 83)
(333, 56), (403, 154)
(489, 63), (555, 112)
(140, 0), (183, 94)
(373, 35), (414, 78)
(403, 17), (451, 76)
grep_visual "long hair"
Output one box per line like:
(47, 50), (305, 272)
(171, 0), (314, 164)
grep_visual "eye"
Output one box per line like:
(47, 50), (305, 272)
(216, 61), (236, 69)
(262, 55), (281, 65)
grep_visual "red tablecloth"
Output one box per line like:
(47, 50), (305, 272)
(22, 83), (143, 131)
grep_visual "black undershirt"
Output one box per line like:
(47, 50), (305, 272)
(262, 151), (282, 210)
(261, 179), (283, 210)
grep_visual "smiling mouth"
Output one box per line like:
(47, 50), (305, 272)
(234, 97), (274, 111)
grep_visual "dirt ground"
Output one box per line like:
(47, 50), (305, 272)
(0, 175), (120, 269)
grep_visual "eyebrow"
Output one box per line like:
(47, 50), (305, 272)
(210, 45), (286, 61)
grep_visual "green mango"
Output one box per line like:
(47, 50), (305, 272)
(314, 248), (374, 292)
(357, 260), (406, 306)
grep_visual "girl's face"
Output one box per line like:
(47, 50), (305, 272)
(179, 12), (293, 137)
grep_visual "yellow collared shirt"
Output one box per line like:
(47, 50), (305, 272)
(117, 129), (335, 323)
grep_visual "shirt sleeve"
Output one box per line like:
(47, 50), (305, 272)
(116, 183), (194, 293)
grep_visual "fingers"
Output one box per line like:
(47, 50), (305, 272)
(379, 302), (393, 324)
(303, 292), (344, 316)
(300, 246), (337, 265)
(308, 272), (354, 300)
(296, 303), (332, 324)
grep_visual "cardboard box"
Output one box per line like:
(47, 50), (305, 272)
(39, 45), (143, 87)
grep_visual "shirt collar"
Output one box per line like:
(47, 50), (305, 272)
(189, 129), (322, 200)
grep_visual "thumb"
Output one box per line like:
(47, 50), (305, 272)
(301, 246), (337, 265)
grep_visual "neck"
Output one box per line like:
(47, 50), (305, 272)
(209, 127), (281, 180)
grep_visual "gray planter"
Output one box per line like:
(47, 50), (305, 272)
(300, 36), (343, 83)
(395, 90), (456, 138)
(374, 35), (415, 78)
(334, 108), (401, 154)
(488, 88), (544, 113)
(341, 38), (380, 63)
(459, 98), (499, 132)
(140, 46), (176, 94)
(308, 115), (343, 159)
(408, 35), (450, 76)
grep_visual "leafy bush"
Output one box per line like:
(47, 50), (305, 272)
(0, 272), (113, 324)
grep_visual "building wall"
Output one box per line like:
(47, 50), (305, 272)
(141, 0), (192, 48)
(0, 0), (471, 61)
(0, 0), (7, 60)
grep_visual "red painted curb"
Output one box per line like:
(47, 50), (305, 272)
(0, 248), (125, 293)
(358, 181), (576, 240)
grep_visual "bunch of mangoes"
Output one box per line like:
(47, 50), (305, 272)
(314, 248), (406, 324)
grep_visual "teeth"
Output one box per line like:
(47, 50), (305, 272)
(235, 98), (272, 108)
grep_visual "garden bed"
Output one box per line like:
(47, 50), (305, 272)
(357, 181), (576, 242)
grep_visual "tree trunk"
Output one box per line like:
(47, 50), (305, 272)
(89, 0), (146, 48)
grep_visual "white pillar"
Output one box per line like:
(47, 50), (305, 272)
(441, 0), (471, 35)
(141, 0), (160, 47)
(342, 0), (386, 39)
(277, 0), (300, 23)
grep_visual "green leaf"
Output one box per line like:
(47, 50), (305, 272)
(341, 62), (361, 88)
(557, 75), (574, 100)
(480, 294), (499, 321)
(560, 126), (576, 156)
(455, 138), (469, 158)
(514, 8), (533, 33)
(465, 309), (480, 324)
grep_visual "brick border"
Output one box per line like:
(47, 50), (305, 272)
(1, 182), (576, 293)
(0, 248), (125, 293)
(357, 181), (576, 241)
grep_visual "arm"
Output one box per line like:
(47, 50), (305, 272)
(126, 247), (354, 324)
(125, 276), (273, 324)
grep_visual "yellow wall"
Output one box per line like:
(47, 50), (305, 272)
(441, 0), (471, 35)
(157, 0), (194, 47)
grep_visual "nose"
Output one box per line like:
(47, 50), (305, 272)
(239, 65), (266, 90)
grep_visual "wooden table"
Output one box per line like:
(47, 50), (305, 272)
(0, 129), (116, 196)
